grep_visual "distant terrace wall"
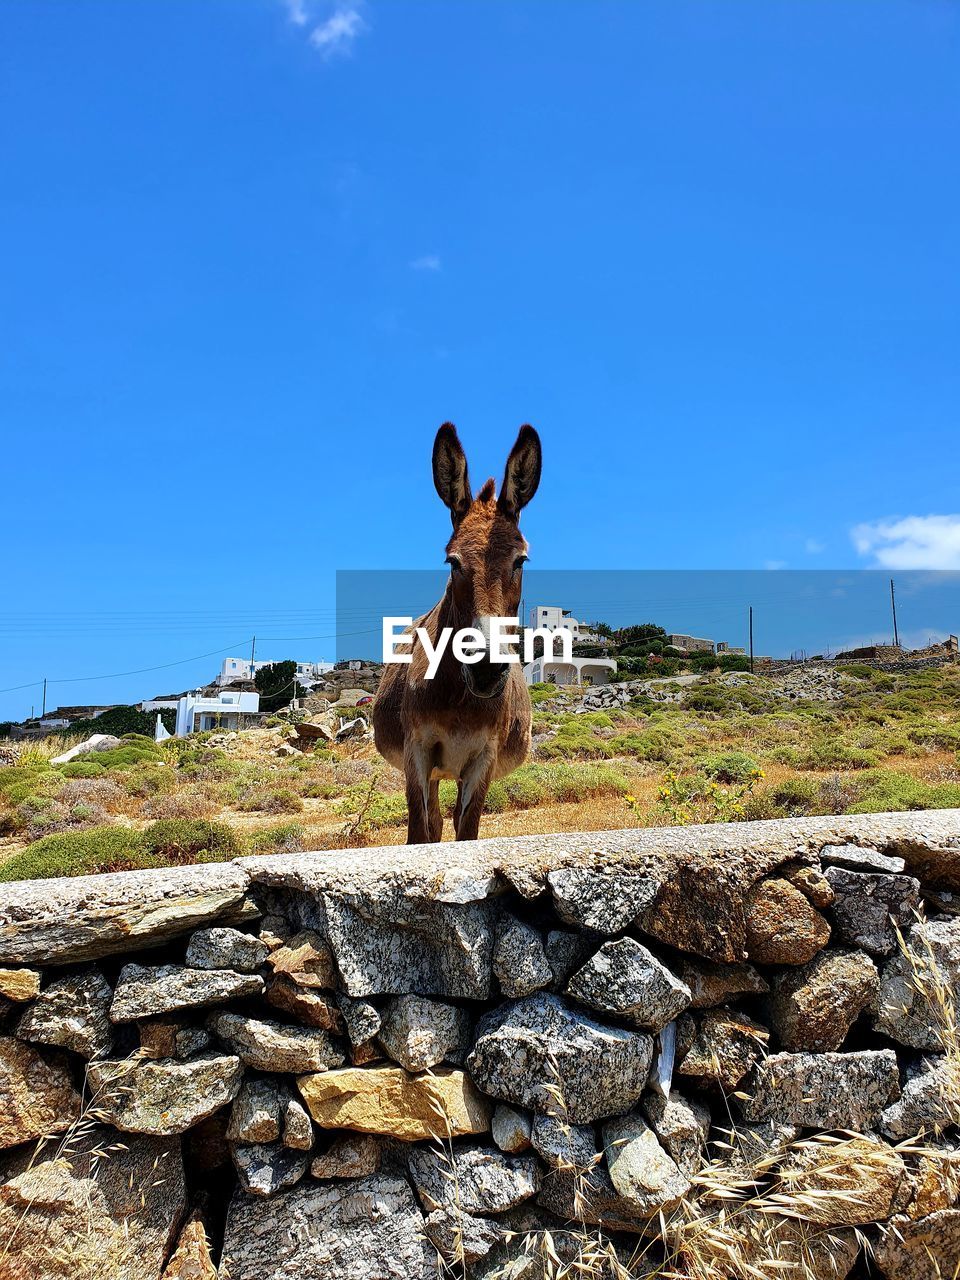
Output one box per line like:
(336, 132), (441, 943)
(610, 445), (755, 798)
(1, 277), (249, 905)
(1, 810), (959, 1278)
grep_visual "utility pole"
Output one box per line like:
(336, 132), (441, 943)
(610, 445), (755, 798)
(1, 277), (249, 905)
(749, 606), (754, 673)
(41, 678), (47, 718)
(250, 635), (256, 676)
(890, 579), (900, 648)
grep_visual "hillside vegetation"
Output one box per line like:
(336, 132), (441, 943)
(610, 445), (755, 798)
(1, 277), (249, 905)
(1, 663), (959, 881)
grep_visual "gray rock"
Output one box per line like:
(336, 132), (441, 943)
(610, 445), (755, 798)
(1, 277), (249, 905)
(336, 994), (381, 1051)
(0, 861), (252, 965)
(226, 1077), (281, 1143)
(875, 1209), (960, 1280)
(378, 994), (470, 1072)
(824, 866), (921, 956)
(175, 1026), (212, 1057)
(544, 930), (593, 989)
(537, 1158), (671, 1234)
(676, 957), (769, 1009)
(567, 938), (691, 1031)
(232, 1141), (309, 1196)
(468, 995), (654, 1125)
(319, 891), (493, 999)
(210, 1012), (344, 1073)
(642, 1089), (711, 1175)
(767, 948), (879, 1053)
(602, 1113), (690, 1216)
(740, 1049), (900, 1129)
(492, 1104), (532, 1154)
(875, 918), (960, 1049)
(494, 915), (552, 997)
(408, 1143), (541, 1214)
(880, 1057), (958, 1141)
(218, 1172), (439, 1279)
(310, 1133), (383, 1179)
(530, 1113), (597, 1169)
(282, 1092), (314, 1150)
(110, 963), (264, 1022)
(546, 868), (659, 933)
(820, 843), (906, 874)
(186, 926), (269, 973)
(423, 1205), (504, 1264)
(0, 1131), (186, 1280)
(16, 967), (113, 1058)
(87, 1051), (244, 1134)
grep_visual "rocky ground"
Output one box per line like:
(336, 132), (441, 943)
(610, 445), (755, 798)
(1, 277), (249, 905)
(0, 811), (958, 1278)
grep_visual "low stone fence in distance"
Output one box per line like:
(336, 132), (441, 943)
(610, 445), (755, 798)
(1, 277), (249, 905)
(1, 811), (959, 1279)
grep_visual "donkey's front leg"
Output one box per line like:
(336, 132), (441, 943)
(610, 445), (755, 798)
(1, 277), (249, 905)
(403, 741), (430, 844)
(455, 750), (495, 841)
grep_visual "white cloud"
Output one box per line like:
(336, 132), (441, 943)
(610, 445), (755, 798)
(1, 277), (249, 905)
(283, 0), (309, 25)
(763, 559), (788, 570)
(805, 538), (826, 555)
(851, 515), (960, 569)
(309, 5), (366, 57)
(281, 1), (367, 58)
(410, 254), (441, 272)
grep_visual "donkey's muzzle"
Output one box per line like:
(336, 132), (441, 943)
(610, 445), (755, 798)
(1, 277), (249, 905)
(461, 656), (510, 700)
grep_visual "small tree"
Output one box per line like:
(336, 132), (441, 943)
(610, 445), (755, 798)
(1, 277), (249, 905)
(254, 660), (304, 714)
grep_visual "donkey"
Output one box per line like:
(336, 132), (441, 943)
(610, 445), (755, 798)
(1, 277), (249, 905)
(373, 423), (542, 844)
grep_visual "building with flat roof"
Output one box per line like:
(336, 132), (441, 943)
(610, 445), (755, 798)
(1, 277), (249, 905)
(667, 634), (715, 654)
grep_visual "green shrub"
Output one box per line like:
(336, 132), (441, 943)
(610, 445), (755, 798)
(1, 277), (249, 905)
(141, 818), (241, 863)
(767, 776), (822, 816)
(533, 762), (630, 803)
(539, 722), (612, 760)
(609, 728), (679, 763)
(528, 683), (559, 705)
(502, 767), (548, 809)
(483, 781), (509, 813)
(696, 750), (762, 784)
(0, 826), (148, 881)
(841, 768), (960, 814)
(802, 739), (879, 770)
(57, 760), (107, 779)
(245, 823), (306, 855)
(79, 744), (160, 772)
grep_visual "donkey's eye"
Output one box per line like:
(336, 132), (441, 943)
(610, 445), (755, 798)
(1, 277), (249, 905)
(513, 554), (528, 573)
(445, 555), (462, 573)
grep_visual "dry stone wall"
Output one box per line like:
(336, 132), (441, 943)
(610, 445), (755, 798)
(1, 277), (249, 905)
(0, 811), (959, 1279)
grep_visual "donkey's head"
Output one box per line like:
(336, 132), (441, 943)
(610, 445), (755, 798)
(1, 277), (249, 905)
(432, 422), (542, 698)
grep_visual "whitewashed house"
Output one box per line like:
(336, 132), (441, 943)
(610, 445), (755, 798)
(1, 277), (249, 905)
(527, 605), (603, 645)
(174, 690), (260, 736)
(524, 604), (617, 687)
(216, 657), (334, 688)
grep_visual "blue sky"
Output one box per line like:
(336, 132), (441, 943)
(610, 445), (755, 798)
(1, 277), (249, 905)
(2, 1), (958, 718)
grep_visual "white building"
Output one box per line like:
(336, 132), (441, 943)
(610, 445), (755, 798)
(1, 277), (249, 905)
(527, 605), (602, 645)
(523, 655), (618, 687)
(174, 690), (260, 736)
(216, 657), (334, 688)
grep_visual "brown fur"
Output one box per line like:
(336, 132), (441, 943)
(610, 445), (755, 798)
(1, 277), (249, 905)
(373, 423), (542, 843)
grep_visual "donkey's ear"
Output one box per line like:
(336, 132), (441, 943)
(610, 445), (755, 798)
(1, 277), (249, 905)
(432, 422), (473, 526)
(499, 424), (542, 520)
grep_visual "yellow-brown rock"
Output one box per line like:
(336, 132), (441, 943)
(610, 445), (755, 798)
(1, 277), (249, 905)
(298, 1066), (491, 1142)
(781, 1135), (907, 1227)
(161, 1210), (217, 1279)
(0, 968), (41, 1002)
(745, 878), (830, 965)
